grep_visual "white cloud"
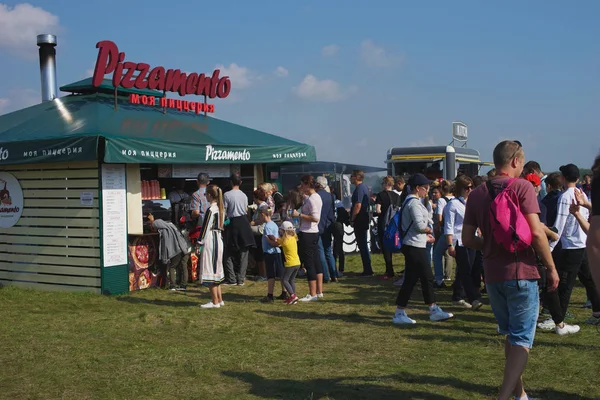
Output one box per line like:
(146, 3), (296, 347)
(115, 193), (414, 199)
(274, 66), (288, 78)
(321, 44), (339, 57)
(292, 74), (357, 103)
(0, 98), (9, 114)
(0, 88), (40, 115)
(0, 3), (60, 59)
(360, 39), (402, 68)
(215, 63), (255, 89)
(409, 136), (437, 147)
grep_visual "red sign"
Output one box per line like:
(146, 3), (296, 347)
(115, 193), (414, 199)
(92, 40), (231, 98)
(129, 94), (215, 114)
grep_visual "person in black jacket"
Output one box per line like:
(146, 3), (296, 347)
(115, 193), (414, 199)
(375, 176), (401, 279)
(333, 203), (350, 274)
(316, 176), (338, 282)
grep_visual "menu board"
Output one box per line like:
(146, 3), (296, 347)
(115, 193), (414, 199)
(172, 164), (231, 179)
(101, 164), (128, 267)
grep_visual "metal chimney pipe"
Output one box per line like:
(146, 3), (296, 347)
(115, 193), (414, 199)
(37, 34), (58, 102)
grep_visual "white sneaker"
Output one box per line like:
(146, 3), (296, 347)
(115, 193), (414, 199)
(555, 323), (580, 335)
(453, 300), (472, 309)
(219, 301), (225, 307)
(430, 305), (454, 321)
(392, 311), (416, 325)
(200, 301), (221, 309)
(317, 293), (324, 298)
(299, 294), (318, 302)
(537, 318), (556, 331)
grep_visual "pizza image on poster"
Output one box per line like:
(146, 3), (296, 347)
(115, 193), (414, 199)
(127, 235), (162, 291)
(130, 236), (156, 270)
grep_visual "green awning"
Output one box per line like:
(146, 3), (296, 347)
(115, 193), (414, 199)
(104, 137), (315, 164)
(0, 92), (316, 165)
(0, 136), (98, 164)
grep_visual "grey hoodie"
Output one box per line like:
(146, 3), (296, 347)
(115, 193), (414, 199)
(400, 195), (429, 248)
(153, 219), (190, 264)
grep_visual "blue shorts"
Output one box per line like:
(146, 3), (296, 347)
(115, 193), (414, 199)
(486, 279), (539, 349)
(264, 252), (284, 280)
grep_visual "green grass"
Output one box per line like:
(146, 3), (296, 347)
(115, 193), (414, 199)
(0, 255), (598, 400)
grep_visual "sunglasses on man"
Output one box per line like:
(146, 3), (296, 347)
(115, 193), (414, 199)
(509, 140), (523, 161)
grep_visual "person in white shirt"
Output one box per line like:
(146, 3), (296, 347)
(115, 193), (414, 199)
(432, 180), (453, 286)
(539, 164), (600, 332)
(444, 175), (482, 310)
(293, 175), (324, 302)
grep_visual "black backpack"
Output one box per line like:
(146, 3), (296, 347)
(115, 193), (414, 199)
(380, 191), (402, 233)
(172, 196), (196, 231)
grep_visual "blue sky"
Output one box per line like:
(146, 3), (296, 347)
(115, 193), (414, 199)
(1, 0), (599, 172)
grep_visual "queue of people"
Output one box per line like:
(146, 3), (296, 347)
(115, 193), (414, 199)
(148, 143), (600, 400)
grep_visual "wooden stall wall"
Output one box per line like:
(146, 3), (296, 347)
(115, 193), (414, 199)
(0, 161), (101, 293)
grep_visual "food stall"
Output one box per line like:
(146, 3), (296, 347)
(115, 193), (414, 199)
(0, 36), (316, 295)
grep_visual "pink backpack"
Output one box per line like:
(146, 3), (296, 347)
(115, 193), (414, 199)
(485, 178), (532, 252)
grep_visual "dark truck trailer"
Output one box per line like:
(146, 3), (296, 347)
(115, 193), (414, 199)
(386, 145), (492, 180)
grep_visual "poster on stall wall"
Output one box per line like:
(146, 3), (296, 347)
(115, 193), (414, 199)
(101, 164), (128, 267)
(0, 172), (24, 229)
(128, 235), (162, 291)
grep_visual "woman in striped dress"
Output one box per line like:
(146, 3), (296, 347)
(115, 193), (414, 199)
(199, 185), (225, 309)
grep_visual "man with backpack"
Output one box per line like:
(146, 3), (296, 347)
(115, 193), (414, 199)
(376, 176), (402, 279)
(462, 140), (558, 400)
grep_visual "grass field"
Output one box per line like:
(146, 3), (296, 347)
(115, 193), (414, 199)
(0, 254), (598, 400)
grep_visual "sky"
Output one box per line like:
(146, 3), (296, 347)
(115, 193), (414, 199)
(0, 0), (599, 172)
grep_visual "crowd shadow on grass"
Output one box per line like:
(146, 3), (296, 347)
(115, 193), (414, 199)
(223, 371), (595, 400)
(403, 331), (600, 352)
(115, 296), (198, 307)
(222, 371), (453, 400)
(255, 309), (397, 328)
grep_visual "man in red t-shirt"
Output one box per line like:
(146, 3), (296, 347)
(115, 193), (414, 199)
(462, 140), (559, 400)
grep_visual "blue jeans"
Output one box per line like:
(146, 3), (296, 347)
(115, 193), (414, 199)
(432, 237), (446, 284)
(354, 228), (373, 275)
(318, 234), (337, 281)
(486, 279), (539, 349)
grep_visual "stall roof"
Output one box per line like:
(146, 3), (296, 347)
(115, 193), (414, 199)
(60, 78), (163, 98)
(280, 161), (387, 174)
(0, 92), (316, 165)
(387, 145), (484, 163)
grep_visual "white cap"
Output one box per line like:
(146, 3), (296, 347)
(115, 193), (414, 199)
(281, 221), (295, 231)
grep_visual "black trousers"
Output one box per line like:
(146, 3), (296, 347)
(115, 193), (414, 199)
(378, 225), (394, 277)
(396, 245), (435, 307)
(332, 222), (345, 272)
(545, 248), (600, 324)
(451, 245), (481, 304)
(168, 252), (189, 287)
(578, 250), (600, 312)
(299, 232), (323, 282)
